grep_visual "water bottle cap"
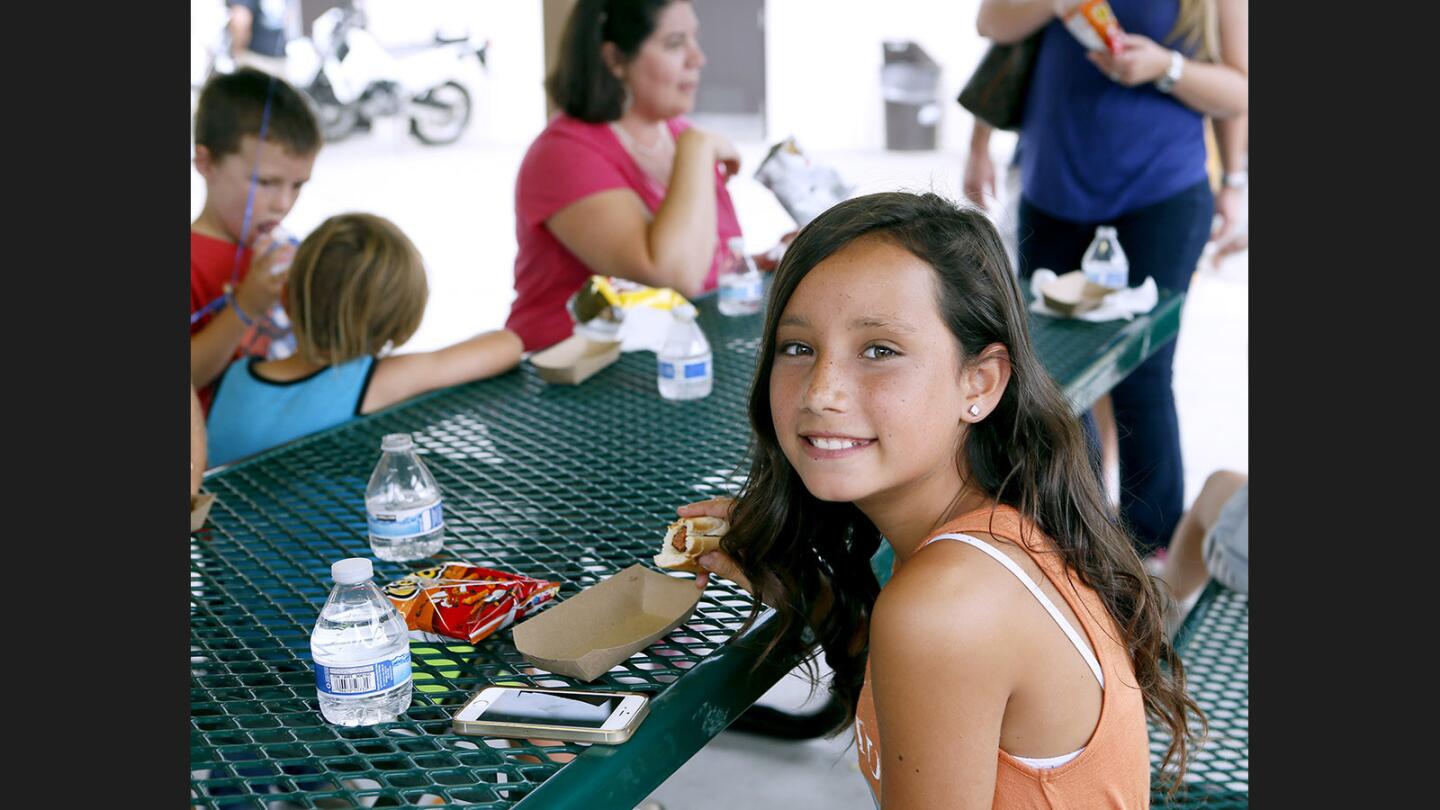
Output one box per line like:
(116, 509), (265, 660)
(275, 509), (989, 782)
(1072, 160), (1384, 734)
(381, 433), (415, 452)
(331, 557), (373, 584)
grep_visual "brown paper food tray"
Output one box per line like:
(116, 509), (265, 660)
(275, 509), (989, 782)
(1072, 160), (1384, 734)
(512, 563), (702, 681)
(190, 492), (216, 532)
(1040, 270), (1115, 317)
(530, 335), (622, 385)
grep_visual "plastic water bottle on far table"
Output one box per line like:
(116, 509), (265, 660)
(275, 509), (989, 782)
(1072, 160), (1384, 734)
(1081, 226), (1130, 290)
(366, 433), (445, 561)
(718, 236), (764, 316)
(311, 557), (413, 726)
(657, 304), (713, 401)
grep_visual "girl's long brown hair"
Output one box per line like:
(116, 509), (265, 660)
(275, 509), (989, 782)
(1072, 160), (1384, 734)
(722, 191), (1203, 785)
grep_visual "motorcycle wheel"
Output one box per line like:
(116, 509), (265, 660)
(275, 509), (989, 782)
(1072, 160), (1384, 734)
(306, 74), (358, 144)
(408, 81), (471, 146)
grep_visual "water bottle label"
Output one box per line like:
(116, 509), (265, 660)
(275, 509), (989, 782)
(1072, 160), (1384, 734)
(683, 359), (709, 379)
(659, 360), (676, 380)
(1085, 266), (1127, 289)
(315, 650), (412, 697)
(720, 281), (763, 301)
(368, 502), (444, 539)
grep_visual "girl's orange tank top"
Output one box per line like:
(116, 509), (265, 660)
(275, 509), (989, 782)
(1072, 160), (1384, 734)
(852, 504), (1151, 808)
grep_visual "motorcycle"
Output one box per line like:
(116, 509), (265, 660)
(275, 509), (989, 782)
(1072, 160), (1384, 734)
(299, 3), (488, 146)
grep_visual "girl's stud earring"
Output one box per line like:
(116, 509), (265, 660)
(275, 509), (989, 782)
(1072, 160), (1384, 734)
(968, 404), (981, 417)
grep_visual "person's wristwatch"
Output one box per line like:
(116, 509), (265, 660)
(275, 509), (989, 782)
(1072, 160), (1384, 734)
(1154, 49), (1184, 93)
(1222, 170), (1249, 189)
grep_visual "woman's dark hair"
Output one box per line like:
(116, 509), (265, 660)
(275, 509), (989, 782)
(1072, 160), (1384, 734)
(723, 191), (1204, 786)
(546, 0), (686, 122)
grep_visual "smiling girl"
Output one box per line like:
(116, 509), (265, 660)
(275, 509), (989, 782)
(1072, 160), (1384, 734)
(682, 192), (1201, 808)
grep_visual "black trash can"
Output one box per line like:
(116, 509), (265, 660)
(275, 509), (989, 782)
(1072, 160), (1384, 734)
(881, 41), (942, 151)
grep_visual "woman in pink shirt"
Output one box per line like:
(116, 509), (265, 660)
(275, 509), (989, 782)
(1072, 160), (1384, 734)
(506, 0), (744, 352)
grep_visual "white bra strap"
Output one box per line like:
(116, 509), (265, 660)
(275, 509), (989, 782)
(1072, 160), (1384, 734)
(924, 532), (1104, 688)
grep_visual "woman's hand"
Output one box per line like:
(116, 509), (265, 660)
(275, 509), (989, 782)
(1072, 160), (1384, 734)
(1211, 185), (1244, 244)
(675, 498), (754, 595)
(706, 130), (742, 180)
(1208, 184), (1248, 263)
(1086, 33), (1173, 87)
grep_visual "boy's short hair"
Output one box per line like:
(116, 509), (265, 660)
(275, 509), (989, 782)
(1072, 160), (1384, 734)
(195, 68), (322, 160)
(288, 213), (428, 366)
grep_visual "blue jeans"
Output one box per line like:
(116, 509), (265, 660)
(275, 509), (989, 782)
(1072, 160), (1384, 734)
(1017, 180), (1214, 554)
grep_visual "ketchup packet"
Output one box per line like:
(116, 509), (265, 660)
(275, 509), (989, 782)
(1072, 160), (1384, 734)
(1063, 0), (1125, 55)
(381, 563), (561, 645)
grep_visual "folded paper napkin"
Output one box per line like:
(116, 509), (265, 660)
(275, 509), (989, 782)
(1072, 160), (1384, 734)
(1029, 270), (1159, 322)
(614, 305), (677, 353)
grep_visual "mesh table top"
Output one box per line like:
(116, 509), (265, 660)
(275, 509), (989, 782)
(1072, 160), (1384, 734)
(192, 284), (1184, 809)
(1151, 582), (1250, 808)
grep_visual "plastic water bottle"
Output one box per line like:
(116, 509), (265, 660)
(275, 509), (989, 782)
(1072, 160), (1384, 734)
(263, 304), (298, 360)
(311, 557), (413, 726)
(1081, 226), (1130, 290)
(263, 229), (302, 360)
(717, 236), (764, 316)
(366, 434), (445, 561)
(657, 305), (713, 401)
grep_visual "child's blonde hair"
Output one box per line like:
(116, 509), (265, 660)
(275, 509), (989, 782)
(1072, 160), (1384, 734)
(287, 213), (428, 366)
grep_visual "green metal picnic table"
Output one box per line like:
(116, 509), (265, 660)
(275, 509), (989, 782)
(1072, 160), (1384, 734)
(190, 282), (1185, 809)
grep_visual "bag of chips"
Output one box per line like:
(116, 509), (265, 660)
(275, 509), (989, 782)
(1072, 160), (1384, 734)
(381, 563), (561, 645)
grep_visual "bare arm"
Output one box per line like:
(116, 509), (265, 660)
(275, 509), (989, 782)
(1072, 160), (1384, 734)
(977, 0), (1058, 44)
(545, 128), (734, 298)
(1213, 113), (1247, 176)
(870, 570), (1013, 809)
(1166, 0), (1247, 118)
(191, 383), (207, 496)
(190, 235), (293, 388)
(1209, 113), (1248, 245)
(191, 307), (251, 389)
(1088, 0), (1247, 118)
(361, 328), (524, 414)
(962, 120), (997, 210)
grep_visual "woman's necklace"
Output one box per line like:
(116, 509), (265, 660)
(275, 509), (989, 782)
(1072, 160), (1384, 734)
(610, 120), (672, 159)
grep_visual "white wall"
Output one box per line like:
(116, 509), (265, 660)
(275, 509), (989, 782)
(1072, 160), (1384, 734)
(360, 0), (548, 146)
(765, 0), (1008, 155)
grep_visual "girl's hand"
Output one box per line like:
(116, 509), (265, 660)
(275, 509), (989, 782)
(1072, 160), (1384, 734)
(675, 498), (754, 595)
(1086, 33), (1173, 87)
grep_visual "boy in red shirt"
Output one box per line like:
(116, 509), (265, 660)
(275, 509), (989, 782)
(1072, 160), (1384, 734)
(191, 67), (321, 410)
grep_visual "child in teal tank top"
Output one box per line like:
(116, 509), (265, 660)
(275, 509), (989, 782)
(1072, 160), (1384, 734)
(205, 213), (523, 466)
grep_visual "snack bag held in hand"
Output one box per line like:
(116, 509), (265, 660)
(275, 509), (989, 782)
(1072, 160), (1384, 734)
(654, 517), (728, 574)
(1063, 0), (1125, 55)
(382, 563), (560, 645)
(753, 137), (853, 228)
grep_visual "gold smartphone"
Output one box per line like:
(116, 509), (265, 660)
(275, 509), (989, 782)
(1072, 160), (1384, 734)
(451, 686), (651, 745)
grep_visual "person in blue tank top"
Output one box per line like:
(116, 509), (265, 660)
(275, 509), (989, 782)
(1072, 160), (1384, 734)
(968, 0), (1247, 556)
(205, 213), (524, 467)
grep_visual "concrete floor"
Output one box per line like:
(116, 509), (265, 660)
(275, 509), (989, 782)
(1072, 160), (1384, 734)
(191, 115), (1248, 810)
